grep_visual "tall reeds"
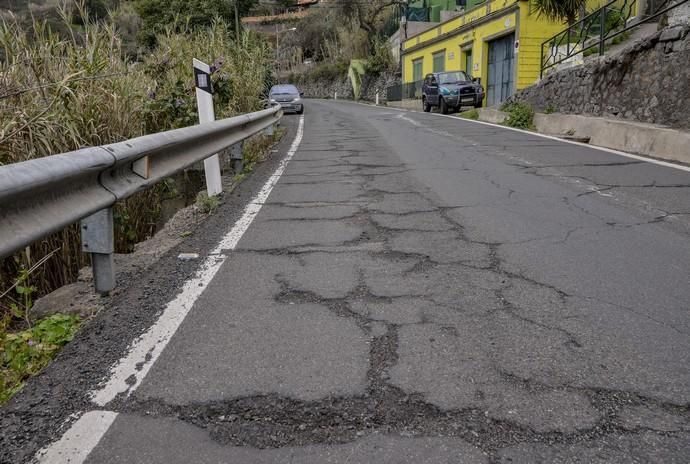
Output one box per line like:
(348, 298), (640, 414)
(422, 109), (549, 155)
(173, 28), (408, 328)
(0, 6), (273, 319)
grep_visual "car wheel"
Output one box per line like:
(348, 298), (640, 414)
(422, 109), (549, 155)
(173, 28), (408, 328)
(439, 97), (449, 115)
(296, 105), (304, 114)
(423, 97), (431, 112)
(474, 102), (482, 109)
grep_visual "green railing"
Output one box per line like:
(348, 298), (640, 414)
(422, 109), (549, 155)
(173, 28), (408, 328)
(540, 0), (689, 77)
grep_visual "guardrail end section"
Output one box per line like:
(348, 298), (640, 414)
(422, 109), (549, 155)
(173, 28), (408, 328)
(81, 208), (115, 295)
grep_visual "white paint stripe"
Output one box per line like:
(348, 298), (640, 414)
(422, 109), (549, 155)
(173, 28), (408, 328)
(33, 116), (306, 464)
(342, 100), (690, 173)
(90, 253), (227, 406)
(35, 411), (118, 464)
(92, 115), (305, 406)
(214, 116), (306, 252)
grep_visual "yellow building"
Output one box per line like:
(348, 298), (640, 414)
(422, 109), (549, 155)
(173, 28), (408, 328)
(402, 0), (567, 106)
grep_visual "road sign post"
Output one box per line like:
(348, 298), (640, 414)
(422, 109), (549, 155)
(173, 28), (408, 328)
(194, 58), (223, 197)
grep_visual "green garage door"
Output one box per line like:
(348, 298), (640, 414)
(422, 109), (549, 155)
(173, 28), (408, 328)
(487, 33), (515, 106)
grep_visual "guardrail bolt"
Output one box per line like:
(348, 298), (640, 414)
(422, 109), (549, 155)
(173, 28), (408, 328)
(80, 208), (115, 295)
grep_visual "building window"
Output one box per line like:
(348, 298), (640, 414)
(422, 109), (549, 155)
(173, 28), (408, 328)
(432, 51), (445, 72)
(413, 59), (424, 82)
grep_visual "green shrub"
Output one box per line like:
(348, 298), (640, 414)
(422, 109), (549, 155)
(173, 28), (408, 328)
(501, 101), (535, 130)
(365, 38), (394, 74)
(458, 109), (479, 120)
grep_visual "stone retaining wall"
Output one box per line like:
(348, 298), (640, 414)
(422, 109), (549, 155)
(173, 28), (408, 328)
(298, 72), (400, 102)
(508, 25), (690, 129)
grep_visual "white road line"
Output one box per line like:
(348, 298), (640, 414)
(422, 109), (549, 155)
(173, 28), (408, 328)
(35, 116), (305, 463)
(342, 100), (690, 173)
(92, 115), (305, 406)
(35, 411), (118, 464)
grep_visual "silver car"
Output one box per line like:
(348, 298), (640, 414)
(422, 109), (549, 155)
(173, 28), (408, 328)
(269, 84), (304, 114)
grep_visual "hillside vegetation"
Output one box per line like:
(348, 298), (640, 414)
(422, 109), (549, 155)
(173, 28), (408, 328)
(276, 0), (400, 86)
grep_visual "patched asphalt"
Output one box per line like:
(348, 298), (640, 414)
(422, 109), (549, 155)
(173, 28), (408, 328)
(3, 100), (690, 463)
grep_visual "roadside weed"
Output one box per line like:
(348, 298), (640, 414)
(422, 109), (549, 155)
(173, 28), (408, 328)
(1, 314), (81, 404)
(458, 109), (479, 120)
(501, 102), (535, 130)
(195, 192), (221, 214)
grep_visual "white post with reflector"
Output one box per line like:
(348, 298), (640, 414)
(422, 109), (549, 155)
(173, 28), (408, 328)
(193, 58), (222, 196)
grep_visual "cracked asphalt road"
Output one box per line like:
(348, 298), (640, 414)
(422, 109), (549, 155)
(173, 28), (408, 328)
(4, 100), (690, 463)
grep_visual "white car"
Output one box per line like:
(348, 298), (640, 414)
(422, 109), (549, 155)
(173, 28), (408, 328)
(269, 84), (304, 114)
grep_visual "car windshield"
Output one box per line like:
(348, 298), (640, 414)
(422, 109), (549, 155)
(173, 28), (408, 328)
(438, 72), (470, 84)
(270, 85), (299, 95)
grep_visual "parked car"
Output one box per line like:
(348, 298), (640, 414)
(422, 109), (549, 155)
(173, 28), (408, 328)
(421, 71), (484, 114)
(269, 84), (304, 114)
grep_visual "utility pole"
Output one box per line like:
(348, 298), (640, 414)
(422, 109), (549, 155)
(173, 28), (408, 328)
(235, 0), (240, 42)
(400, 1), (408, 80)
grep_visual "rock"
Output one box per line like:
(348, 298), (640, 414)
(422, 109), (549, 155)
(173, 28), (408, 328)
(659, 27), (683, 42)
(31, 281), (102, 320)
(77, 266), (93, 282)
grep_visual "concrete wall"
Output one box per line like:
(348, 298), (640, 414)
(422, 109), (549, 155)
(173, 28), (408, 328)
(508, 25), (690, 130)
(533, 113), (690, 164)
(477, 108), (690, 164)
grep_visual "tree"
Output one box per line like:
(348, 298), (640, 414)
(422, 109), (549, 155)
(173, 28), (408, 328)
(337, 0), (402, 48)
(532, 0), (587, 24)
(134, 0), (257, 47)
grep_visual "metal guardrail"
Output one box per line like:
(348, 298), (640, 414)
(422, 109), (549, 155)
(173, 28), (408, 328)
(0, 104), (282, 292)
(540, 0), (690, 77)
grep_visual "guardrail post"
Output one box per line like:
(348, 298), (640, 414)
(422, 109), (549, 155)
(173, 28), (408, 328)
(334, 91), (338, 100)
(376, 91), (380, 105)
(264, 123), (274, 137)
(230, 142), (243, 174)
(81, 208), (115, 295)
